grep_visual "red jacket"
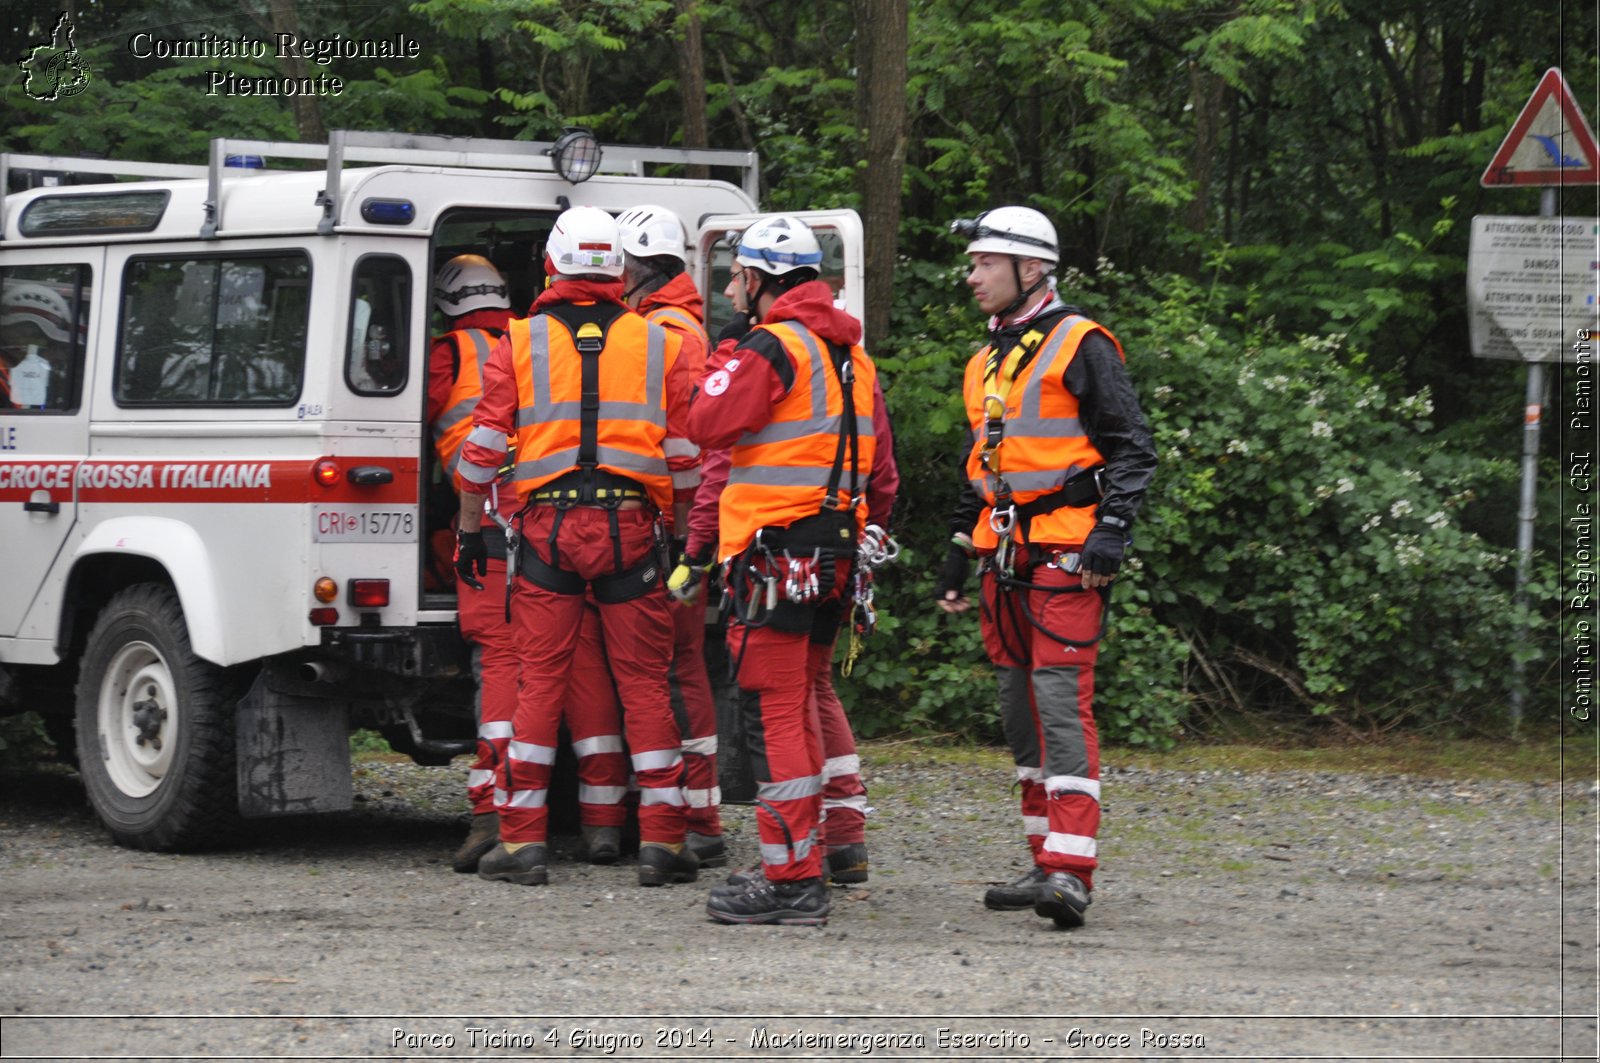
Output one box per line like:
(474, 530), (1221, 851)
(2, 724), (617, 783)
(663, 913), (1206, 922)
(685, 281), (898, 557)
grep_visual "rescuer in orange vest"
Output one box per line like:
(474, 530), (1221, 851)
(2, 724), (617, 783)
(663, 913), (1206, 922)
(425, 255), (519, 873)
(453, 206), (700, 889)
(617, 204), (728, 868)
(685, 215), (898, 926)
(935, 206), (1157, 930)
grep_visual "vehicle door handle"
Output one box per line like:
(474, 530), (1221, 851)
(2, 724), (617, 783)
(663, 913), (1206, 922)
(23, 499), (60, 515)
(347, 465), (394, 486)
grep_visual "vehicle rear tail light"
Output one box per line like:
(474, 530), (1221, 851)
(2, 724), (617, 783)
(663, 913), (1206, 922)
(313, 458), (342, 487)
(348, 579), (390, 607)
(308, 607), (339, 626)
(313, 577), (338, 603)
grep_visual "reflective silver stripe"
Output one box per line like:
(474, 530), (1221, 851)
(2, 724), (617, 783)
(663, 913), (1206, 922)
(514, 445), (667, 483)
(466, 424), (508, 450)
(726, 465), (839, 488)
(1042, 831), (1097, 858)
(1017, 315), (1086, 420)
(672, 468), (702, 489)
(458, 460), (499, 484)
(632, 748), (683, 772)
(497, 787), (548, 809)
(467, 769), (495, 788)
(742, 414), (875, 446)
(1023, 815), (1049, 836)
(1044, 774), (1102, 801)
(823, 754), (860, 779)
(572, 734), (624, 758)
(479, 721), (514, 741)
(508, 740), (557, 765)
(645, 320), (666, 414)
(758, 774), (822, 802)
(515, 399), (663, 429)
(823, 794), (868, 814)
(639, 786), (686, 807)
(684, 786), (720, 808)
(578, 784), (628, 805)
(664, 437), (699, 459)
(681, 734), (718, 756)
(760, 833), (816, 865)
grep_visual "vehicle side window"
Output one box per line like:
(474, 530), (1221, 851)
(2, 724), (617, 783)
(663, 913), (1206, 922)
(1, 264), (91, 414)
(117, 252), (309, 406)
(347, 255), (410, 395)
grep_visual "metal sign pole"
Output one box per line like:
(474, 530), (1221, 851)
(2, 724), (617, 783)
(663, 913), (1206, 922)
(1508, 186), (1559, 731)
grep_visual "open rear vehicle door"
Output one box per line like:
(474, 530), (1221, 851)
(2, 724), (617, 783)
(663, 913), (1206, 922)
(692, 210), (865, 341)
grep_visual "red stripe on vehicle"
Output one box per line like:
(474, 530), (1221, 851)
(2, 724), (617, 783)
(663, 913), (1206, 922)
(0, 458), (419, 505)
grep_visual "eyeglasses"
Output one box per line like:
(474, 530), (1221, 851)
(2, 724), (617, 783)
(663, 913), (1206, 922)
(729, 268), (748, 283)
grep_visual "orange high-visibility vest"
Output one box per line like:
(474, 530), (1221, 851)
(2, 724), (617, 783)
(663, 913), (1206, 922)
(718, 321), (878, 561)
(962, 314), (1122, 549)
(645, 303), (709, 491)
(467, 304), (681, 513)
(430, 329), (499, 479)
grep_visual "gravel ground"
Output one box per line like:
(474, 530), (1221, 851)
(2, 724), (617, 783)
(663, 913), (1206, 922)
(0, 743), (1594, 1061)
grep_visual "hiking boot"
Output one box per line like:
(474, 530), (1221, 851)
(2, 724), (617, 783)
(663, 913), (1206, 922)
(983, 866), (1047, 911)
(476, 843), (549, 886)
(706, 876), (831, 926)
(825, 842), (869, 885)
(637, 843), (700, 886)
(577, 824), (621, 865)
(452, 812), (499, 873)
(709, 866), (766, 897)
(686, 831), (729, 868)
(1033, 871), (1092, 928)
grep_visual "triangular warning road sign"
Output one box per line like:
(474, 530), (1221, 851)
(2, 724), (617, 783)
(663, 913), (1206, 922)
(1482, 67), (1600, 187)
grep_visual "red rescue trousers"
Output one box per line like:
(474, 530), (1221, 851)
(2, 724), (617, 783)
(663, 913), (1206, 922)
(979, 543), (1103, 890)
(808, 639), (866, 849)
(670, 599), (722, 836)
(497, 506), (685, 846)
(456, 558), (518, 817)
(726, 571), (849, 884)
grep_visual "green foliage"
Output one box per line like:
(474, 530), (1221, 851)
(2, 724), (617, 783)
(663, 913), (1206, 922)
(0, 713), (52, 770)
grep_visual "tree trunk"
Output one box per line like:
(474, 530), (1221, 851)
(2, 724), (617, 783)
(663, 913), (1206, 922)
(1185, 59), (1224, 237)
(676, 0), (710, 179)
(267, 0), (325, 142)
(851, 0), (908, 351)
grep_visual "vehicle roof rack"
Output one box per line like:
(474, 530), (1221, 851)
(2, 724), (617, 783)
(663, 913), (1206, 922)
(2, 130), (760, 239)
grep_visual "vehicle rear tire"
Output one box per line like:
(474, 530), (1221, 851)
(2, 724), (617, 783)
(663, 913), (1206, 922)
(74, 583), (237, 851)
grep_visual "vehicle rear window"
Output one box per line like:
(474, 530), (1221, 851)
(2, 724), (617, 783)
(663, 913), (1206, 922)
(346, 255), (411, 395)
(117, 252), (309, 406)
(1, 263), (91, 414)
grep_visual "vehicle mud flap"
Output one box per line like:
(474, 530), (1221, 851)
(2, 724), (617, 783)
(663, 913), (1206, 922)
(700, 606), (757, 804)
(235, 664), (353, 818)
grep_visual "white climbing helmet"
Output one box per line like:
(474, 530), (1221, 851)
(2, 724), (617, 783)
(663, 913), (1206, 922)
(956, 206), (1059, 264)
(734, 214), (824, 275)
(545, 205), (625, 278)
(432, 254), (509, 316)
(617, 203), (688, 262)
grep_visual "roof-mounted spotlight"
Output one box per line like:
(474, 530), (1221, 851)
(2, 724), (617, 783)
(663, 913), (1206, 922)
(548, 127), (602, 185)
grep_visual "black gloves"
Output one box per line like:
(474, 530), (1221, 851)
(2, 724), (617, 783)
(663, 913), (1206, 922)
(935, 544), (970, 601)
(455, 529), (488, 591)
(1079, 519), (1129, 578)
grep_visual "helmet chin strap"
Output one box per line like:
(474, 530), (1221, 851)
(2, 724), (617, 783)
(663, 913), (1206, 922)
(990, 256), (1049, 336)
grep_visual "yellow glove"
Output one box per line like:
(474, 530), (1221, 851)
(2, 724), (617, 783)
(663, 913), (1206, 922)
(667, 550), (712, 603)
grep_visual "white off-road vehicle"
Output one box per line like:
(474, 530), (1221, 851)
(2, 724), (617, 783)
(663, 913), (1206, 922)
(0, 130), (863, 850)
